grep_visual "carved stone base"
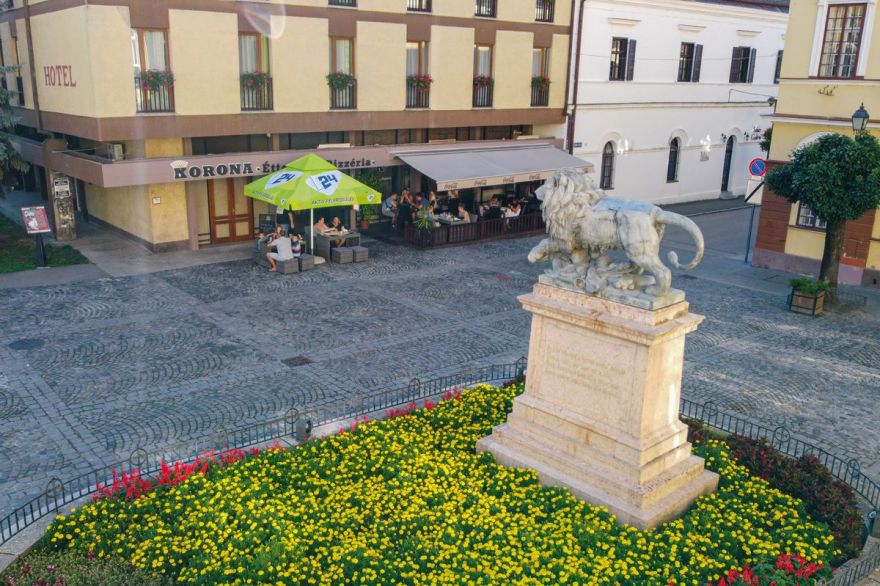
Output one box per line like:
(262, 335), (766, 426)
(477, 283), (718, 529)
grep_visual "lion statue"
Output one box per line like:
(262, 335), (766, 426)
(528, 168), (704, 297)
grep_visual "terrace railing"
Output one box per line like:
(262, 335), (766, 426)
(473, 84), (493, 108)
(134, 73), (174, 113)
(531, 85), (549, 107)
(241, 76), (273, 111)
(403, 213), (545, 248)
(406, 84), (430, 108)
(475, 0), (496, 17)
(407, 0), (431, 11)
(329, 0), (356, 5)
(330, 81), (357, 110)
(535, 0), (555, 22)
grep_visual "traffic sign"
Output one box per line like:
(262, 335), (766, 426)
(748, 158), (767, 177)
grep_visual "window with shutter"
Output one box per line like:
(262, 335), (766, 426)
(692, 44), (703, 82)
(625, 39), (637, 80)
(729, 46), (752, 83)
(609, 37), (628, 81)
(678, 43), (702, 82)
(747, 48), (757, 82)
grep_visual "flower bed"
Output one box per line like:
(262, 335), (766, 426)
(28, 385), (840, 585)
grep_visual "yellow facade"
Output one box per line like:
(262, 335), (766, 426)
(86, 184), (154, 243)
(765, 0), (880, 274)
(271, 16), (330, 113)
(494, 31), (533, 110)
(549, 35), (569, 109)
(356, 21), (407, 112)
(429, 25), (475, 110)
(169, 10), (240, 116)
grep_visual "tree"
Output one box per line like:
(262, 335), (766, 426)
(0, 65), (29, 192)
(764, 132), (880, 299)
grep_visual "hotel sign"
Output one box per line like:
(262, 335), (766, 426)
(170, 157), (377, 180)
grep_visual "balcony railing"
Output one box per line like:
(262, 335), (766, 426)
(134, 73), (174, 113)
(329, 0), (356, 5)
(406, 85), (430, 108)
(535, 0), (554, 22)
(241, 76), (273, 111)
(473, 84), (493, 108)
(475, 0), (496, 17)
(330, 81), (357, 110)
(14, 75), (23, 106)
(407, 0), (431, 11)
(531, 85), (549, 107)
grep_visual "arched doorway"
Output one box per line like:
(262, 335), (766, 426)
(721, 135), (736, 193)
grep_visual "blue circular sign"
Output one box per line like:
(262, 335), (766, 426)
(749, 158), (767, 177)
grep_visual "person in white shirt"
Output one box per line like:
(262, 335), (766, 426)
(266, 233), (294, 272)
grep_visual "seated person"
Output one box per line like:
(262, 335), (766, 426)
(458, 206), (471, 223)
(382, 193), (399, 227)
(504, 202), (522, 218)
(447, 193), (460, 218)
(484, 198), (503, 220)
(397, 197), (413, 229)
(313, 217), (328, 235)
(328, 216), (348, 247)
(265, 231), (294, 272)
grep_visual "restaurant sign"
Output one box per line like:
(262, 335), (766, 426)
(436, 172), (547, 192)
(170, 157), (377, 181)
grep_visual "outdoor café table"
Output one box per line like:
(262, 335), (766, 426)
(436, 216), (466, 225)
(314, 230), (360, 260)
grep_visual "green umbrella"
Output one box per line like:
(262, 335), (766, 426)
(244, 154), (381, 252)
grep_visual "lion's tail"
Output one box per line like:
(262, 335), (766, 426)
(655, 210), (704, 270)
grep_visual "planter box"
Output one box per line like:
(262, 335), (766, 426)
(788, 289), (825, 316)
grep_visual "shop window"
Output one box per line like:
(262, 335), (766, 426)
(818, 4), (866, 78)
(729, 46), (756, 83)
(667, 138), (680, 183)
(428, 127), (457, 141)
(610, 37), (636, 81)
(600, 142), (615, 189)
(678, 43), (702, 82)
(797, 204), (827, 229)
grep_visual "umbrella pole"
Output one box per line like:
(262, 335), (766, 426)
(310, 207), (314, 254)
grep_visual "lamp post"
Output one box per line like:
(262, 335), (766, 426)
(852, 103), (870, 135)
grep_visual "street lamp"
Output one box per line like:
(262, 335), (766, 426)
(852, 103), (870, 135)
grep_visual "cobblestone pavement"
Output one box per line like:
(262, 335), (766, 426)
(1, 211), (879, 519)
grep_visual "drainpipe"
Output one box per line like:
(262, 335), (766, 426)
(22, 0), (43, 133)
(566, 0), (587, 154)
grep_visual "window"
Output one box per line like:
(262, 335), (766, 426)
(610, 37), (636, 81)
(729, 46), (756, 83)
(474, 44), (492, 77)
(797, 204), (827, 229)
(600, 142), (615, 189)
(131, 29), (169, 73)
(678, 43), (702, 82)
(532, 47), (549, 77)
(667, 138), (680, 182)
(406, 41), (428, 76)
(475, 0), (496, 18)
(774, 50), (783, 83)
(536, 0), (554, 22)
(473, 44), (493, 107)
(239, 34), (269, 74)
(331, 37), (354, 74)
(818, 4), (866, 78)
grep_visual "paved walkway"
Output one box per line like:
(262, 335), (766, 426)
(0, 205), (878, 531)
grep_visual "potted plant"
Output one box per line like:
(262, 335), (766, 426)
(406, 73), (433, 90)
(327, 71), (356, 91)
(531, 75), (551, 89)
(359, 204), (379, 230)
(139, 69), (174, 91)
(241, 72), (271, 89)
(473, 75), (493, 87)
(787, 276), (829, 316)
(355, 169), (383, 230)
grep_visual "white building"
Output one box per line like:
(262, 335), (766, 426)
(557, 0), (788, 204)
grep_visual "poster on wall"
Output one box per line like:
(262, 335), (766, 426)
(20, 206), (52, 234)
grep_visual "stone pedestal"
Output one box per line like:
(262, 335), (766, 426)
(477, 283), (718, 529)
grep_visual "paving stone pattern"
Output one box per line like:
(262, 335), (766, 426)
(0, 235), (879, 520)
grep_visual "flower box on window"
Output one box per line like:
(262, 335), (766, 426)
(138, 69), (174, 92)
(327, 71), (356, 91)
(241, 72), (271, 88)
(473, 75), (494, 87)
(406, 74), (433, 90)
(531, 75), (551, 89)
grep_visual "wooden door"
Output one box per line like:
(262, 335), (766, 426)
(208, 178), (254, 243)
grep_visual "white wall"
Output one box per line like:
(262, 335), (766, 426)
(568, 0), (787, 203)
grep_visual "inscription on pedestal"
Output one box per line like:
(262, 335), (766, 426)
(554, 348), (629, 400)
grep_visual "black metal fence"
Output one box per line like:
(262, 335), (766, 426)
(475, 0), (496, 17)
(473, 84), (493, 107)
(406, 85), (430, 108)
(535, 0), (555, 22)
(403, 213), (545, 248)
(134, 74), (174, 113)
(241, 77), (273, 111)
(330, 82), (356, 110)
(1, 362), (878, 585)
(531, 85), (549, 107)
(407, 0), (431, 11)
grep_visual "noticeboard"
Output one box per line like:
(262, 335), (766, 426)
(20, 206), (52, 234)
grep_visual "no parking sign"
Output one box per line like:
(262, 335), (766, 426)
(748, 158), (767, 177)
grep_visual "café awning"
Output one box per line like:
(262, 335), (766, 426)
(395, 145), (593, 192)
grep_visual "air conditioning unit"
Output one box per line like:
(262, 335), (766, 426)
(108, 143), (124, 161)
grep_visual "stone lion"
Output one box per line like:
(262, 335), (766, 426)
(528, 168), (704, 297)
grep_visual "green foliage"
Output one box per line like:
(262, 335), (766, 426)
(326, 71), (356, 91)
(0, 64), (29, 189)
(0, 548), (173, 586)
(759, 126), (772, 154)
(0, 213), (88, 273)
(788, 276), (830, 295)
(240, 72), (271, 88)
(355, 169), (382, 221)
(764, 133), (880, 224)
(137, 69), (174, 92)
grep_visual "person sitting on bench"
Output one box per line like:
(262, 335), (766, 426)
(265, 231), (294, 272)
